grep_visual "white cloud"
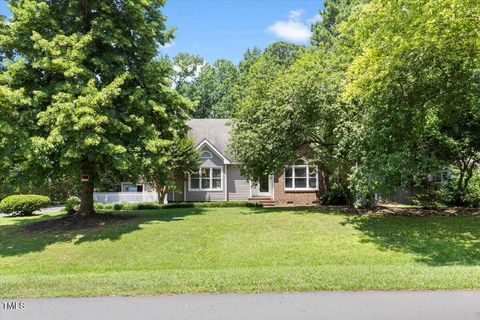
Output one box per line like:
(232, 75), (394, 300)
(307, 13), (322, 24)
(267, 9), (312, 43)
(288, 9), (304, 20)
(161, 41), (176, 49)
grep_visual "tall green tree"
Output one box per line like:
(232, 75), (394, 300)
(0, 0), (192, 215)
(342, 0), (480, 204)
(231, 42), (308, 180)
(187, 48), (261, 119)
(311, 0), (369, 47)
(232, 40), (357, 204)
(238, 47), (262, 75)
(191, 59), (239, 118)
(143, 137), (198, 204)
(170, 52), (205, 97)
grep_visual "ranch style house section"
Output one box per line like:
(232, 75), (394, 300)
(94, 119), (325, 207)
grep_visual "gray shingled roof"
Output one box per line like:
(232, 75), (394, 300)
(187, 119), (234, 161)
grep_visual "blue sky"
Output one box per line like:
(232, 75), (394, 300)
(0, 0), (323, 63)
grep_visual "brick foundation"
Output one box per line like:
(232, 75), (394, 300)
(273, 171), (323, 206)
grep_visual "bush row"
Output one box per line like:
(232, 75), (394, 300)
(93, 202), (162, 211)
(93, 201), (262, 211)
(163, 201), (262, 209)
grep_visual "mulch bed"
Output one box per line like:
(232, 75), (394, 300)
(300, 205), (480, 216)
(352, 206), (480, 217)
(25, 213), (136, 233)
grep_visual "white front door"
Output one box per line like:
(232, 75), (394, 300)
(251, 175), (272, 197)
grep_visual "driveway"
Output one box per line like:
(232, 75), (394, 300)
(2, 291), (480, 320)
(0, 205), (64, 218)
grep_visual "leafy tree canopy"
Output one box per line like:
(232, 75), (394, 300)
(311, 0), (369, 47)
(232, 42), (312, 180)
(0, 0), (194, 215)
(143, 136), (199, 204)
(170, 52), (205, 97)
(191, 59), (239, 118)
(342, 0), (480, 202)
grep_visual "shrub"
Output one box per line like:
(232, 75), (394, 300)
(94, 202), (161, 210)
(64, 196), (80, 214)
(136, 202), (162, 210)
(93, 203), (113, 210)
(460, 173), (480, 208)
(412, 171), (480, 208)
(322, 185), (349, 205)
(0, 195), (51, 216)
(113, 203), (124, 210)
(92, 200), (262, 211)
(463, 189), (480, 208)
(411, 190), (446, 209)
(93, 202), (104, 209)
(163, 201), (262, 209)
(162, 202), (194, 209)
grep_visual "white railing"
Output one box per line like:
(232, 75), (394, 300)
(93, 192), (159, 204)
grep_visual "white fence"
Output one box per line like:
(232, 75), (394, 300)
(93, 192), (159, 204)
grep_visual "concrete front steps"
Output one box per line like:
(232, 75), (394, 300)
(249, 197), (275, 208)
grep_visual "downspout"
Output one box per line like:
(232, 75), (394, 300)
(183, 177), (187, 202)
(225, 164), (228, 201)
(272, 174), (275, 201)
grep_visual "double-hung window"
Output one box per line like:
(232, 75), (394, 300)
(189, 168), (222, 191)
(432, 170), (450, 185)
(284, 165), (318, 191)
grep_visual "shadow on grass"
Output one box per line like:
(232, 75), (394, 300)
(343, 215), (480, 266)
(241, 206), (350, 215)
(0, 208), (205, 257)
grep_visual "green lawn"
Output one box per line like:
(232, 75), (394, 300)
(1, 207), (479, 298)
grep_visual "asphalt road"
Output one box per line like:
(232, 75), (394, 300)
(2, 291), (480, 320)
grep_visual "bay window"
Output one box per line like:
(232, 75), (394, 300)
(189, 167), (222, 191)
(285, 165), (318, 190)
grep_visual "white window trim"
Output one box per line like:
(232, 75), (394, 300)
(284, 165), (319, 191)
(121, 182), (146, 193)
(188, 167), (223, 191)
(200, 150), (213, 159)
(432, 170), (450, 185)
(195, 139), (231, 164)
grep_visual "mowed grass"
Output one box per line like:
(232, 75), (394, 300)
(1, 207), (479, 297)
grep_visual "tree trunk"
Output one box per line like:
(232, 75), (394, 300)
(463, 165), (474, 192)
(78, 174), (95, 216)
(156, 189), (162, 205)
(153, 180), (168, 205)
(365, 193), (376, 209)
(455, 162), (476, 205)
(455, 162), (466, 204)
(161, 192), (168, 204)
(345, 189), (355, 207)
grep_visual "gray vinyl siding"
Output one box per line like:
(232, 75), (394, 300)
(227, 165), (251, 200)
(186, 190), (225, 201)
(198, 145), (224, 168)
(168, 179), (184, 202)
(184, 145), (226, 202)
(170, 148), (252, 202)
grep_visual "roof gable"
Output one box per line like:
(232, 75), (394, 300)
(187, 119), (235, 161)
(196, 139), (231, 164)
